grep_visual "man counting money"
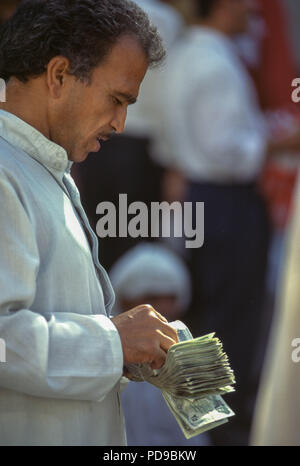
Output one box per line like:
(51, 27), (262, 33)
(0, 0), (178, 446)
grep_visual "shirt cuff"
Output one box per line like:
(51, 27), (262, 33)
(93, 314), (124, 377)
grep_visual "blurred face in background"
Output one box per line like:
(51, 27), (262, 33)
(225, 0), (256, 35)
(161, 0), (256, 32)
(160, 0), (196, 24)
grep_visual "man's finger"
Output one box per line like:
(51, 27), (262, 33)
(157, 331), (178, 353)
(156, 320), (179, 343)
(141, 304), (168, 323)
(150, 346), (167, 369)
(153, 310), (168, 323)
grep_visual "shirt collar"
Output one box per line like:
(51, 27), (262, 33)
(0, 109), (73, 175)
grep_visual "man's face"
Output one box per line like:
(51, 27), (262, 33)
(49, 35), (149, 162)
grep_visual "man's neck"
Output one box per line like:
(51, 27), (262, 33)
(0, 78), (50, 139)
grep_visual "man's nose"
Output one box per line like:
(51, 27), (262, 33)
(110, 106), (127, 134)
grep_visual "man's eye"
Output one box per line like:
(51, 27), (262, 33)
(112, 97), (123, 106)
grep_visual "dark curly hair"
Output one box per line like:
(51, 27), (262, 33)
(0, 0), (166, 83)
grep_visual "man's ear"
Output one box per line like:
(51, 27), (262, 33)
(46, 56), (71, 99)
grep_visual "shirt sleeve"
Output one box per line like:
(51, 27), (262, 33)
(0, 170), (123, 402)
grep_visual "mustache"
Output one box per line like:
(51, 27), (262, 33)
(97, 131), (115, 142)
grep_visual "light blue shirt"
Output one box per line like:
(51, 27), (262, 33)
(0, 110), (125, 445)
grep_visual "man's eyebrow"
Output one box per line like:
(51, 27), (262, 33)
(114, 91), (137, 105)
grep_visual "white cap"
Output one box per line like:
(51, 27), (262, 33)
(109, 242), (191, 314)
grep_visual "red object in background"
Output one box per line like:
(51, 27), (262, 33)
(252, 0), (298, 112)
(248, 0), (300, 230)
(260, 158), (298, 229)
(259, 109), (300, 230)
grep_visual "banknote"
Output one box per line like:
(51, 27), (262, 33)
(125, 321), (235, 438)
(162, 391), (234, 438)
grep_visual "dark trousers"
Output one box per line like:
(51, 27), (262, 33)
(185, 181), (271, 446)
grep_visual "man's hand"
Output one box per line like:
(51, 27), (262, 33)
(111, 304), (179, 370)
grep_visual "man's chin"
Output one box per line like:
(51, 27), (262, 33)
(68, 142), (103, 163)
(68, 150), (90, 163)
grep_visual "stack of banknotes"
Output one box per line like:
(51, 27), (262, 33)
(126, 321), (236, 439)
